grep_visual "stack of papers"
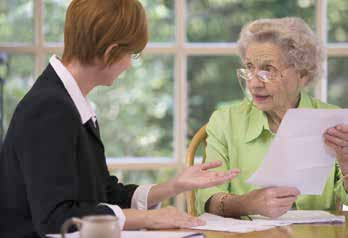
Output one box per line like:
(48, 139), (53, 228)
(250, 210), (346, 224)
(191, 211), (345, 233)
(247, 109), (348, 195)
(190, 213), (288, 233)
(47, 231), (204, 238)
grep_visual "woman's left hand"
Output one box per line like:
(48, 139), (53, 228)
(172, 160), (240, 194)
(324, 124), (348, 175)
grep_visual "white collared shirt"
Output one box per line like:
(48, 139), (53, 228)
(49, 55), (96, 125)
(49, 55), (160, 230)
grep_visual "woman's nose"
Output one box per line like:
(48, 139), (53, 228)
(248, 73), (265, 88)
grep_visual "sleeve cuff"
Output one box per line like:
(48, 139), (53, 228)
(98, 203), (126, 230)
(335, 179), (348, 205)
(131, 184), (161, 210)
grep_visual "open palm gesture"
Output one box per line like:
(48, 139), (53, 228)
(173, 160), (240, 193)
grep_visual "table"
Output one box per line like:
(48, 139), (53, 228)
(180, 211), (348, 238)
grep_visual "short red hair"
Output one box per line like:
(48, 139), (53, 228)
(62, 0), (148, 65)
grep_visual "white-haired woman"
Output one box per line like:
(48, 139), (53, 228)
(196, 17), (348, 218)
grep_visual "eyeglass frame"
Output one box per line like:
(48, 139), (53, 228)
(236, 62), (292, 83)
(236, 63), (293, 101)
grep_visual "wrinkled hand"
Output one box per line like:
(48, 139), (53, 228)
(246, 187), (300, 218)
(324, 124), (348, 175)
(173, 160), (240, 193)
(145, 206), (205, 229)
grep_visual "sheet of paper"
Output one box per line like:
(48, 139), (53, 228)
(121, 231), (205, 238)
(190, 211), (345, 234)
(190, 213), (288, 233)
(47, 231), (204, 238)
(250, 210), (345, 224)
(46, 232), (79, 238)
(247, 109), (348, 195)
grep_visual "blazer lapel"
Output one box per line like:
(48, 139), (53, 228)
(85, 119), (104, 149)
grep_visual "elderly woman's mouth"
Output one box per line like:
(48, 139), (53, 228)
(253, 94), (271, 102)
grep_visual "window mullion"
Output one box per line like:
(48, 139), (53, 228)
(34, 0), (45, 78)
(315, 0), (328, 102)
(174, 0), (188, 211)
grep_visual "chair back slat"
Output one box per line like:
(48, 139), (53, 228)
(185, 124), (207, 216)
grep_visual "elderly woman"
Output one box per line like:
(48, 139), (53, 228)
(196, 17), (348, 218)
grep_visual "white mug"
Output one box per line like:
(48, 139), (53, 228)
(61, 215), (121, 238)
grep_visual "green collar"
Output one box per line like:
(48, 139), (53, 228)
(244, 90), (314, 143)
(297, 90), (314, 108)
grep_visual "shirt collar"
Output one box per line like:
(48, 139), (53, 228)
(244, 90), (314, 143)
(49, 55), (96, 124)
(297, 90), (314, 108)
(244, 102), (269, 143)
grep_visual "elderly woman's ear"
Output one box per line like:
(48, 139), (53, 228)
(299, 70), (310, 87)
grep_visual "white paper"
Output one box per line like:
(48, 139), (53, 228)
(47, 231), (204, 238)
(247, 109), (348, 195)
(190, 211), (345, 234)
(190, 213), (288, 233)
(122, 231), (204, 238)
(250, 210), (345, 224)
(46, 232), (79, 238)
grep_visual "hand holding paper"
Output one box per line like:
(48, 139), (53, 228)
(247, 109), (348, 195)
(324, 124), (348, 175)
(244, 187), (299, 218)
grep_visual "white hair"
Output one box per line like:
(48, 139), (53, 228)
(238, 17), (324, 82)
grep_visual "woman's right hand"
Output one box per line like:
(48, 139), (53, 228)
(144, 206), (205, 229)
(245, 187), (300, 218)
(172, 160), (240, 194)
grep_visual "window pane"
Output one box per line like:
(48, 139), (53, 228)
(0, 1), (34, 43)
(187, 0), (315, 42)
(89, 55), (174, 158)
(44, 0), (70, 42)
(328, 0), (348, 42)
(2, 54), (34, 135)
(114, 169), (176, 206)
(188, 56), (244, 137)
(140, 0), (175, 42)
(44, 0), (174, 43)
(328, 57), (348, 107)
(116, 169), (175, 184)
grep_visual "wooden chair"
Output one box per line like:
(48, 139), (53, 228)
(185, 124), (208, 216)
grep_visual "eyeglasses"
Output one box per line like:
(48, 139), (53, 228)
(236, 65), (291, 101)
(131, 53), (141, 59)
(117, 43), (142, 60)
(236, 63), (292, 83)
(236, 66), (281, 101)
(237, 68), (273, 83)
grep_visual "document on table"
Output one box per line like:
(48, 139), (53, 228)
(190, 211), (345, 233)
(47, 231), (205, 238)
(250, 210), (345, 224)
(190, 213), (289, 233)
(247, 109), (348, 195)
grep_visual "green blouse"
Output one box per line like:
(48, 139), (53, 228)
(196, 91), (348, 215)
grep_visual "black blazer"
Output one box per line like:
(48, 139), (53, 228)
(0, 64), (138, 238)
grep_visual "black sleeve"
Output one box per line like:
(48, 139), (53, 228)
(105, 175), (138, 208)
(16, 95), (114, 236)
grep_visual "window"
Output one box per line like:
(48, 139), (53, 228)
(1, 0), (347, 209)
